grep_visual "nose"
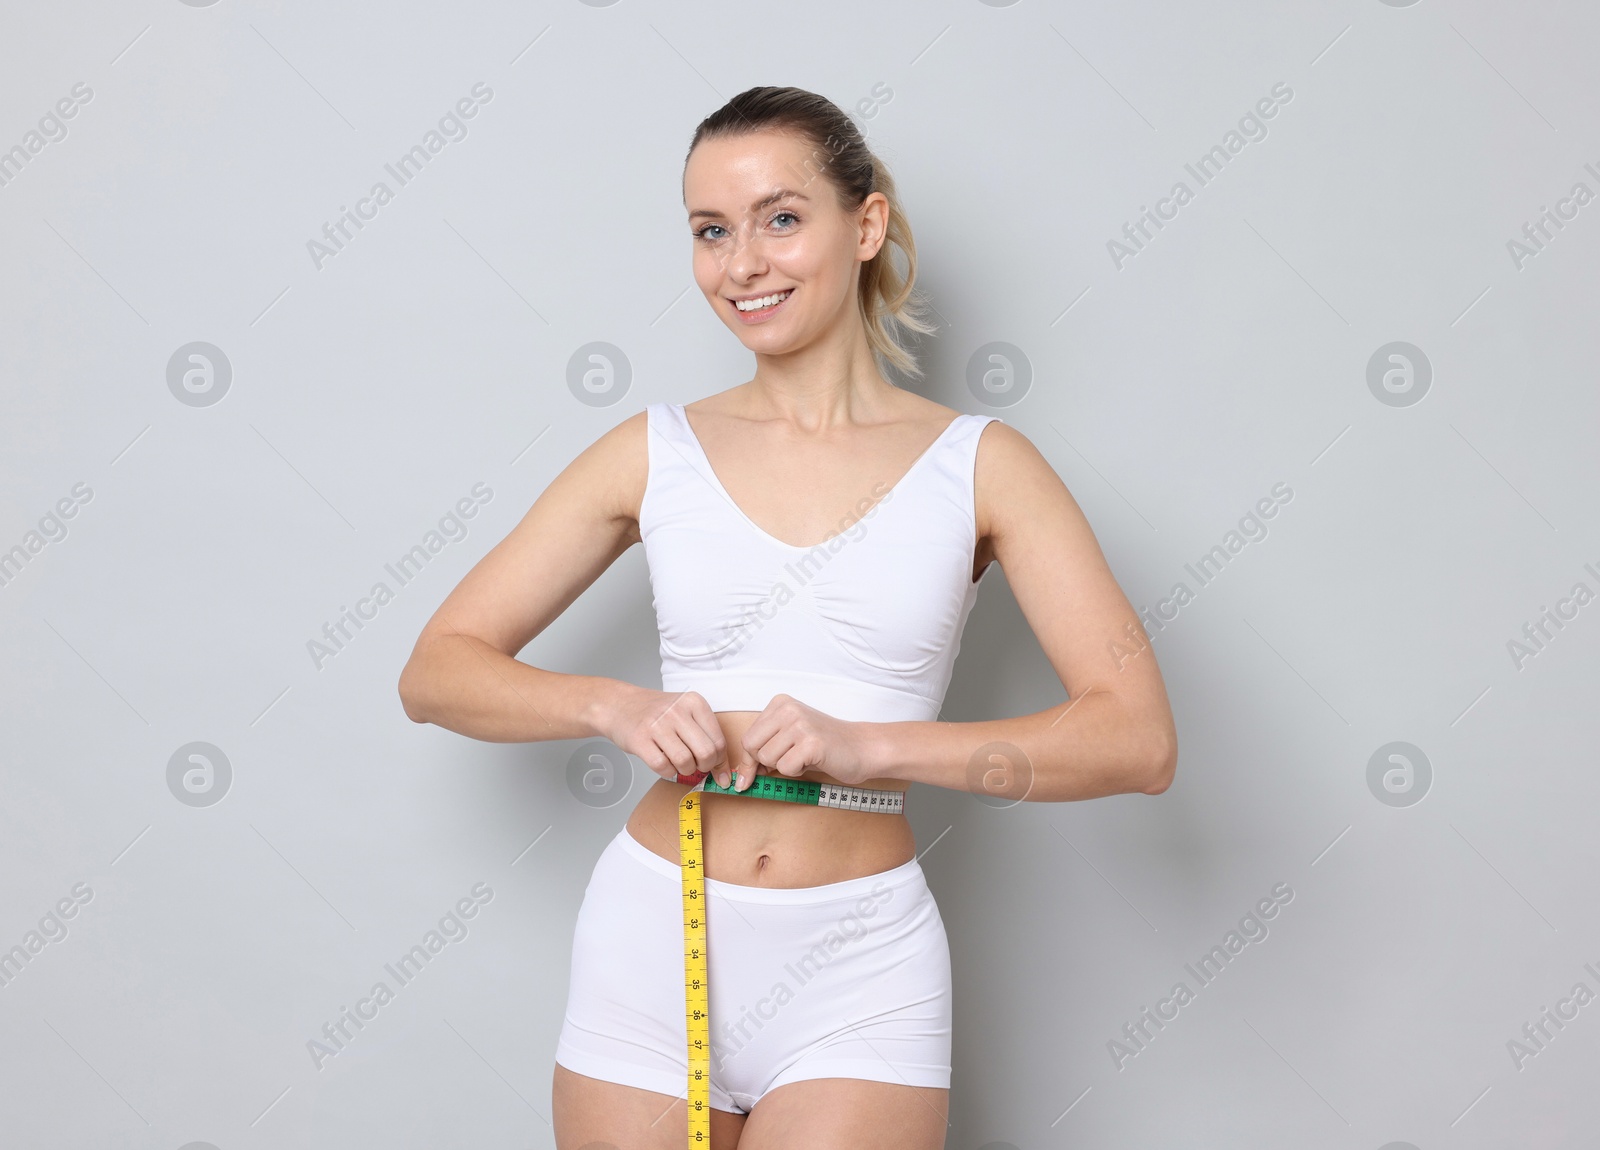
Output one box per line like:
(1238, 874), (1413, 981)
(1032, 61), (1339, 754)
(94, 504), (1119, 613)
(721, 220), (768, 282)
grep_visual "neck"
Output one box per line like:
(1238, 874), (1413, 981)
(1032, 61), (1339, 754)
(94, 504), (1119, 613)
(743, 320), (899, 431)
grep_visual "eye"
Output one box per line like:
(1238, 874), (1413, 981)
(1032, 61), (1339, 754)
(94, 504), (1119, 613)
(770, 210), (799, 230)
(693, 223), (728, 241)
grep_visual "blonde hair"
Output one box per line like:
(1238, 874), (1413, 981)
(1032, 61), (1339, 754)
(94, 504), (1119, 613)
(685, 86), (938, 379)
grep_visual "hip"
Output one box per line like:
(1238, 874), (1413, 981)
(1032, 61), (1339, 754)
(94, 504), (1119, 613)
(559, 822), (952, 1110)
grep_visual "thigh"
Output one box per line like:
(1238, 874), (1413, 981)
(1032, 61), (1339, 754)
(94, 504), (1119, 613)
(735, 1078), (948, 1150)
(552, 1063), (748, 1150)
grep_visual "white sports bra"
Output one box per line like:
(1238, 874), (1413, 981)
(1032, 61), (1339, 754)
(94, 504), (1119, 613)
(639, 402), (1000, 723)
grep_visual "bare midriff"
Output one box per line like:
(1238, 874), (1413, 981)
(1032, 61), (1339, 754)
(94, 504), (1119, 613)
(622, 710), (916, 888)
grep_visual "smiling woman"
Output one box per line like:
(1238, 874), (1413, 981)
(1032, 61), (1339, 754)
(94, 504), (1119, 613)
(683, 91), (936, 380)
(396, 84), (1177, 1150)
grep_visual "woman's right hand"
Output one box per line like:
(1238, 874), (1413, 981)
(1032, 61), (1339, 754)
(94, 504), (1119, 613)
(593, 684), (729, 785)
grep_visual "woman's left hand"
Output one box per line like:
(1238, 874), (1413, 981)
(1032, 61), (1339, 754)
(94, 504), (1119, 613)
(739, 694), (880, 789)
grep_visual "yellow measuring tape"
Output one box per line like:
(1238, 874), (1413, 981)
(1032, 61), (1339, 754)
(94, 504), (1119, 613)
(678, 787), (712, 1144)
(675, 772), (908, 1143)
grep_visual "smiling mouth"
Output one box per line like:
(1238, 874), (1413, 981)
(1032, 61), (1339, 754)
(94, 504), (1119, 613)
(731, 288), (794, 315)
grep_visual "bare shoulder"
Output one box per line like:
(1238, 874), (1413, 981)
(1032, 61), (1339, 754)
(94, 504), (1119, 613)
(972, 415), (1043, 470)
(973, 418), (1085, 546)
(585, 407), (650, 530)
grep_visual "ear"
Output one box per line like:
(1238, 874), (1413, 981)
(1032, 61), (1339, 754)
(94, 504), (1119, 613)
(856, 191), (890, 262)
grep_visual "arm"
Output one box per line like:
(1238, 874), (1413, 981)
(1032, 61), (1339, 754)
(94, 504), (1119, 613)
(396, 412), (644, 741)
(863, 420), (1177, 802)
(397, 411), (726, 780)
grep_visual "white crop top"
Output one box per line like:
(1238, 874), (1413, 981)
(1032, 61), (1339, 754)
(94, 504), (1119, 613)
(639, 402), (1000, 723)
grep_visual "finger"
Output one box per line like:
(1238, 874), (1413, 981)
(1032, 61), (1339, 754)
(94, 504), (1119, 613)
(749, 727), (799, 775)
(680, 695), (729, 773)
(673, 716), (721, 769)
(659, 692), (725, 783)
(774, 742), (814, 778)
(740, 695), (785, 752)
(672, 697), (731, 786)
(682, 724), (731, 786)
(636, 743), (679, 782)
(653, 728), (700, 777)
(740, 708), (783, 765)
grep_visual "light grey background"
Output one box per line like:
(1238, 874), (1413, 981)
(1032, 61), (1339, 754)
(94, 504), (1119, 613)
(2, 0), (1596, 1147)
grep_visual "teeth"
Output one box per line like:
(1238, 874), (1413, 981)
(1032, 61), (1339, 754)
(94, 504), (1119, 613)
(734, 290), (792, 312)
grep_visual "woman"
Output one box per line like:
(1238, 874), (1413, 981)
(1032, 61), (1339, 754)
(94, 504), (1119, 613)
(398, 86), (1178, 1149)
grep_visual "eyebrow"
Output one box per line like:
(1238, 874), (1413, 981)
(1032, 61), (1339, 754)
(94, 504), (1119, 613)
(687, 187), (811, 222)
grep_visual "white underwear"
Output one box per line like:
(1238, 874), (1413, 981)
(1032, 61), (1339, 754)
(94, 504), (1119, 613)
(555, 824), (952, 1114)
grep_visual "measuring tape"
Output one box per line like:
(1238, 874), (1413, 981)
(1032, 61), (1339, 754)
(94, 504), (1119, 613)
(675, 770), (907, 1143)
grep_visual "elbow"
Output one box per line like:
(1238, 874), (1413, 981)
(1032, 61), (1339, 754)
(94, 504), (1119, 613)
(1140, 769), (1173, 796)
(1137, 732), (1178, 795)
(396, 659), (432, 724)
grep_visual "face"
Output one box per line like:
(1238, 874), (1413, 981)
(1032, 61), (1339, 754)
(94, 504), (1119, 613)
(683, 129), (888, 357)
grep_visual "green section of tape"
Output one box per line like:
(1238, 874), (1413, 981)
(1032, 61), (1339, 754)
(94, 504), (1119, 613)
(700, 774), (821, 805)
